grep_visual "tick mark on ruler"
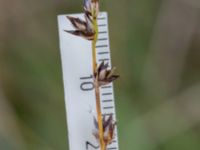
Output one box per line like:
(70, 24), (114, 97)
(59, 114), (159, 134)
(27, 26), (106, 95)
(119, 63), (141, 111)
(80, 75), (93, 80)
(111, 140), (117, 143)
(98, 24), (107, 27)
(97, 17), (106, 20)
(102, 99), (113, 103)
(103, 106), (114, 109)
(102, 113), (114, 117)
(98, 51), (109, 55)
(96, 45), (108, 48)
(99, 31), (107, 34)
(102, 92), (112, 96)
(98, 38), (108, 41)
(108, 147), (117, 150)
(99, 58), (110, 62)
(101, 85), (112, 89)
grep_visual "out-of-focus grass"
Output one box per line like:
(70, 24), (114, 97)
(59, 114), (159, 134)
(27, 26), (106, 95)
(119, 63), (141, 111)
(0, 0), (200, 150)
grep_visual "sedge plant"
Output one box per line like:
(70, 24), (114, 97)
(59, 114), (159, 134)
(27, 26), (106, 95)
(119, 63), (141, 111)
(65, 1), (119, 150)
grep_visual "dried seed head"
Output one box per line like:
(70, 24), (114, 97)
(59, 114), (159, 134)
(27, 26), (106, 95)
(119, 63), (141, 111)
(67, 16), (87, 31)
(93, 115), (116, 145)
(84, 0), (99, 18)
(65, 16), (95, 40)
(65, 0), (100, 40)
(95, 61), (119, 87)
(64, 30), (95, 40)
(84, 0), (92, 12)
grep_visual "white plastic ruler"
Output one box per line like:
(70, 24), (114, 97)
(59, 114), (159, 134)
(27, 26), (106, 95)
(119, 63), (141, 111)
(58, 12), (119, 150)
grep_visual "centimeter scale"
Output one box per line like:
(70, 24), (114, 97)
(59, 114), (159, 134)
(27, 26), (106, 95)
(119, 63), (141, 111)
(58, 12), (119, 150)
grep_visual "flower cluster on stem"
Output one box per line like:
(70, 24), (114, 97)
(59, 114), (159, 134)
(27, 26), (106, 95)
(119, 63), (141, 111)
(65, 1), (119, 150)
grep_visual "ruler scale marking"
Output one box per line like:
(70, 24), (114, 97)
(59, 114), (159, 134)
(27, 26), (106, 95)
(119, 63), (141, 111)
(102, 99), (113, 103)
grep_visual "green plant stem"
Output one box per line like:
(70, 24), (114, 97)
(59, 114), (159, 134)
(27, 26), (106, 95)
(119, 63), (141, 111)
(92, 16), (106, 150)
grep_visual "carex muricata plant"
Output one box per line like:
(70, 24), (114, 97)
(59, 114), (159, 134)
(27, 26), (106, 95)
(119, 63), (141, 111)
(65, 1), (119, 150)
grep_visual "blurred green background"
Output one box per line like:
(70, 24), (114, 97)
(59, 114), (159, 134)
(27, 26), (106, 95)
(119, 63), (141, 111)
(1, 0), (200, 150)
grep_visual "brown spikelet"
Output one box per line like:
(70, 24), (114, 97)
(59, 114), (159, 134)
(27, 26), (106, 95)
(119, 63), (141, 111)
(93, 115), (116, 145)
(94, 61), (119, 87)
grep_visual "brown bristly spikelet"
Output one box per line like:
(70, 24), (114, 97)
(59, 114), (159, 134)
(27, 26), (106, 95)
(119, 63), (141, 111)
(94, 61), (119, 87)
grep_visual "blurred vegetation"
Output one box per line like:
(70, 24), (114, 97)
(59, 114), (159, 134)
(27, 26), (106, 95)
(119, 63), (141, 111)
(0, 0), (200, 150)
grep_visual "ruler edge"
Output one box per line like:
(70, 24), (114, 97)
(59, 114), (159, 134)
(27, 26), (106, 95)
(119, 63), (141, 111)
(99, 12), (120, 149)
